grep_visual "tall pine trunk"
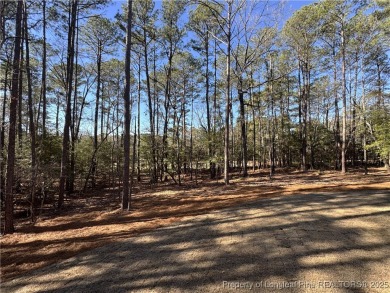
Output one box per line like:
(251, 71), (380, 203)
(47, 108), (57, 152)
(24, 2), (37, 220)
(92, 42), (102, 187)
(204, 32), (213, 179)
(41, 0), (47, 136)
(59, 0), (77, 208)
(122, 0), (133, 210)
(333, 45), (340, 170)
(0, 49), (9, 203)
(143, 31), (156, 183)
(17, 19), (24, 148)
(69, 15), (79, 194)
(238, 89), (248, 177)
(137, 58), (141, 182)
(224, 2), (231, 185)
(4, 0), (23, 234)
(341, 28), (347, 174)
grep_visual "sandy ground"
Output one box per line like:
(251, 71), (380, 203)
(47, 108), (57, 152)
(1, 169), (389, 287)
(2, 188), (390, 292)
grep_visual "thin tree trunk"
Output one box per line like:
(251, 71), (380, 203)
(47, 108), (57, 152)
(69, 12), (79, 194)
(0, 0), (7, 50)
(238, 89), (248, 177)
(41, 0), (47, 136)
(152, 42), (159, 182)
(298, 60), (308, 172)
(101, 83), (104, 141)
(130, 120), (137, 202)
(224, 2), (231, 185)
(298, 61), (302, 170)
(122, 0), (133, 210)
(250, 73), (256, 172)
(351, 53), (358, 167)
(137, 58), (141, 182)
(92, 42), (102, 187)
(59, 0), (78, 209)
(182, 88), (187, 174)
(362, 61), (368, 175)
(4, 0), (23, 234)
(55, 96), (60, 136)
(162, 44), (174, 183)
(341, 28), (347, 174)
(17, 20), (24, 148)
(376, 55), (383, 107)
(205, 31), (213, 179)
(302, 63), (308, 172)
(0, 50), (9, 202)
(176, 105), (181, 186)
(268, 57), (276, 177)
(142, 30), (156, 183)
(211, 36), (218, 179)
(333, 45), (340, 170)
(190, 96), (194, 181)
(307, 64), (314, 170)
(24, 3), (37, 220)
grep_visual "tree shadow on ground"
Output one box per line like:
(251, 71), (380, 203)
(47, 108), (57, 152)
(3, 190), (389, 293)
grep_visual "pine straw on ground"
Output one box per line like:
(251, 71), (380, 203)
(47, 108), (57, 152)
(1, 168), (389, 282)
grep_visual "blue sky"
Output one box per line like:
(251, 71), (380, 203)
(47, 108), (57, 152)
(100, 0), (316, 20)
(49, 0), (317, 135)
(84, 0), (318, 134)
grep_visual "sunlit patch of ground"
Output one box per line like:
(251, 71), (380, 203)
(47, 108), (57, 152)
(1, 168), (389, 282)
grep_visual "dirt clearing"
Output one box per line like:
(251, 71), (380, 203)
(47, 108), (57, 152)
(1, 168), (389, 283)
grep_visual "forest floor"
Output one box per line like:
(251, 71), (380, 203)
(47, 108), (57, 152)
(1, 168), (389, 283)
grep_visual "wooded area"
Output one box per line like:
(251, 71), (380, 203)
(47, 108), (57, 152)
(0, 0), (389, 235)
